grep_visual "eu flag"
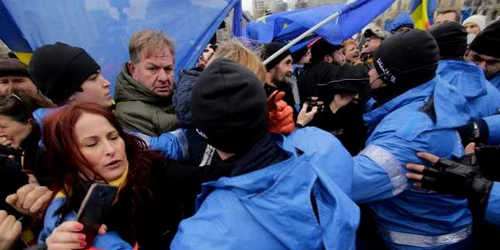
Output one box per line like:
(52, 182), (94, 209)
(0, 0), (242, 95)
(245, 0), (394, 45)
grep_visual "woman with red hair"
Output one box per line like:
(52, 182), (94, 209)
(38, 102), (230, 250)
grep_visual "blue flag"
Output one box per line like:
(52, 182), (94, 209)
(0, 0), (241, 95)
(245, 0), (394, 45)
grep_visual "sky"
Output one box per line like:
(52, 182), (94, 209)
(242, 0), (252, 13)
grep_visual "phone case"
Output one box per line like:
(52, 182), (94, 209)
(76, 183), (118, 247)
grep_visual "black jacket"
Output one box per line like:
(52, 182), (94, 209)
(103, 157), (232, 249)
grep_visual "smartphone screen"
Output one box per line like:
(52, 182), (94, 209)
(75, 183), (118, 247)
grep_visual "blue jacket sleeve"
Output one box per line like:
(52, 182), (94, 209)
(352, 128), (463, 203)
(482, 115), (500, 145)
(485, 182), (500, 226)
(130, 129), (189, 162)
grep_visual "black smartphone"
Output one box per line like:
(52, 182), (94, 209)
(75, 183), (118, 247)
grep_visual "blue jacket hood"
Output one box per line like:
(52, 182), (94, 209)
(390, 12), (414, 33)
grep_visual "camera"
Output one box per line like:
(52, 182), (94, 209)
(306, 97), (324, 113)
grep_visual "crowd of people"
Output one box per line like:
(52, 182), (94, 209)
(0, 7), (500, 250)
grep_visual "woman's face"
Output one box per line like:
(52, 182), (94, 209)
(0, 115), (32, 149)
(344, 43), (360, 64)
(464, 22), (481, 35)
(74, 112), (128, 182)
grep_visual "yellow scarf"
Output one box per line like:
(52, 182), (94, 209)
(56, 164), (129, 199)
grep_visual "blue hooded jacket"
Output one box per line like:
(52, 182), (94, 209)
(489, 73), (500, 90)
(356, 76), (473, 249)
(437, 59), (500, 119)
(171, 128), (359, 250)
(486, 182), (500, 226)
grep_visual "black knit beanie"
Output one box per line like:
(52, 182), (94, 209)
(28, 42), (100, 104)
(310, 38), (343, 64)
(429, 22), (467, 59)
(373, 29), (439, 91)
(261, 42), (292, 71)
(191, 58), (268, 154)
(470, 20), (500, 58)
(291, 46), (308, 64)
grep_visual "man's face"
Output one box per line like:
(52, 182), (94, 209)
(465, 50), (500, 78)
(72, 71), (112, 107)
(395, 27), (412, 33)
(270, 55), (293, 84)
(435, 12), (457, 25)
(332, 49), (346, 66)
(464, 22), (481, 35)
(128, 47), (175, 97)
(361, 36), (382, 55)
(0, 76), (37, 96)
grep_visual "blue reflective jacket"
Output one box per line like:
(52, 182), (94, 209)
(356, 77), (473, 249)
(486, 182), (500, 226)
(38, 197), (132, 249)
(438, 60), (500, 119)
(171, 128), (359, 250)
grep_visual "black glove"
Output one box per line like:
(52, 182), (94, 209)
(475, 144), (500, 181)
(421, 158), (493, 217)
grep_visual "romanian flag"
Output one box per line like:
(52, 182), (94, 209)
(409, 0), (437, 30)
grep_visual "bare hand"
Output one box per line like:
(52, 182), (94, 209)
(0, 137), (12, 147)
(465, 143), (475, 155)
(0, 210), (22, 250)
(297, 102), (318, 127)
(330, 93), (355, 113)
(405, 152), (440, 188)
(5, 184), (52, 218)
(46, 221), (107, 250)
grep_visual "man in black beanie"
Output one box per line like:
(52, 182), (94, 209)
(466, 20), (500, 90)
(353, 29), (474, 249)
(429, 22), (500, 120)
(28, 42), (112, 107)
(172, 57), (360, 250)
(260, 42), (297, 117)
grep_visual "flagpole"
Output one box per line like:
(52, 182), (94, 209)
(263, 0), (364, 66)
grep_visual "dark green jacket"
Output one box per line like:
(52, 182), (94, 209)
(114, 65), (178, 136)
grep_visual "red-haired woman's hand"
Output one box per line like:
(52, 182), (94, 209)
(46, 221), (87, 250)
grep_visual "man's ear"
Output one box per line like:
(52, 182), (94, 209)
(67, 94), (76, 103)
(127, 61), (136, 78)
(324, 54), (333, 63)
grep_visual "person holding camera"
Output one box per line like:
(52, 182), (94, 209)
(297, 38), (368, 155)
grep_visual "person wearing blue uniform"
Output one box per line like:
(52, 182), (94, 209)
(406, 151), (500, 248)
(465, 20), (500, 90)
(171, 58), (359, 250)
(354, 29), (473, 249)
(429, 22), (500, 120)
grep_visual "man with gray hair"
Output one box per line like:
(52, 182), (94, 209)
(115, 29), (178, 136)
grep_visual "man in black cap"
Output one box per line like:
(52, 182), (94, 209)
(465, 20), (500, 90)
(429, 22), (500, 120)
(0, 58), (38, 96)
(260, 42), (297, 116)
(171, 57), (359, 250)
(360, 24), (390, 64)
(28, 42), (112, 107)
(296, 38), (368, 155)
(353, 29), (474, 249)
